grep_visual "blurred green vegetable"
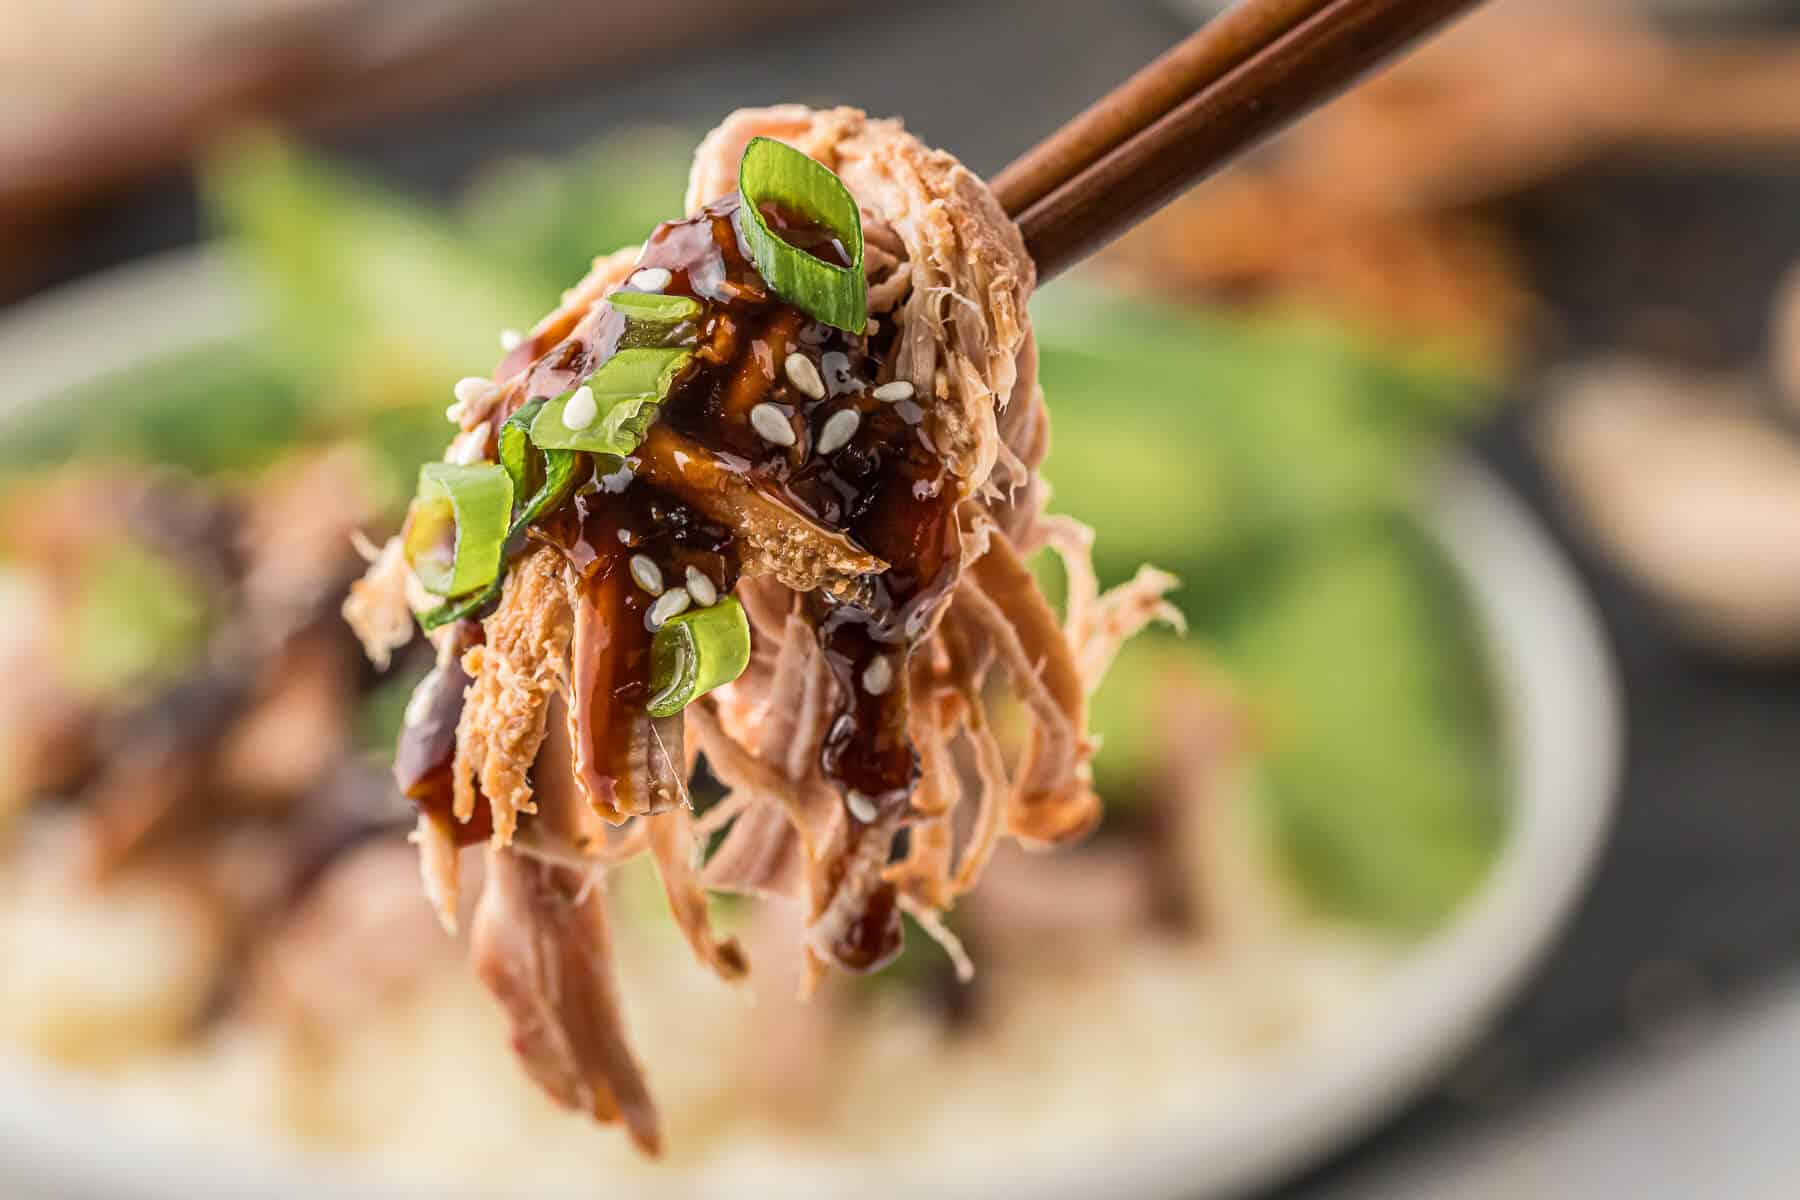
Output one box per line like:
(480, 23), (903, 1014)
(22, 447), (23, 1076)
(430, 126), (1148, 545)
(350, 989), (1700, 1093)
(0, 341), (306, 478)
(1035, 288), (1490, 601)
(1223, 523), (1502, 931)
(64, 538), (211, 697)
(457, 131), (693, 282)
(206, 134), (546, 390)
(2, 133), (693, 498)
(1041, 282), (1502, 930)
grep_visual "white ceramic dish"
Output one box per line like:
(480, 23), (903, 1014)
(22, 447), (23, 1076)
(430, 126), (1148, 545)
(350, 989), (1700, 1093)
(0, 249), (1622, 1200)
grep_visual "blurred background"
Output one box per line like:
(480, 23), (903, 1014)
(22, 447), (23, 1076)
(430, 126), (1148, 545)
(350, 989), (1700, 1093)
(3, 0), (1800, 1196)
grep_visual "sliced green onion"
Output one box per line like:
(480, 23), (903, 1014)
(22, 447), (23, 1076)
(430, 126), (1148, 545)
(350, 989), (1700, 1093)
(499, 396), (550, 496)
(646, 595), (751, 718)
(619, 314), (701, 353)
(512, 445), (580, 532)
(608, 291), (702, 322)
(417, 577), (497, 633)
(529, 347), (692, 455)
(405, 463), (512, 597)
(734, 137), (866, 333)
(418, 436), (579, 633)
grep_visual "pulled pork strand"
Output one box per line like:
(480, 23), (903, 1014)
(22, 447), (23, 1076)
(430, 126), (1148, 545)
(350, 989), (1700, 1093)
(345, 105), (1177, 1154)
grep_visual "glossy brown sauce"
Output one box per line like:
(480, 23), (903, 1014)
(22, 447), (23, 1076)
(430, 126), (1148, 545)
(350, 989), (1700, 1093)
(424, 193), (959, 969)
(647, 199), (959, 811)
(832, 876), (903, 973)
(559, 478), (740, 814)
(759, 201), (855, 267)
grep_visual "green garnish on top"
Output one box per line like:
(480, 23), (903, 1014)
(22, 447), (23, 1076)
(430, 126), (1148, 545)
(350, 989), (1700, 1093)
(607, 291), (703, 323)
(417, 399), (581, 632)
(404, 462), (513, 598)
(647, 596), (752, 718)
(528, 347), (694, 456)
(734, 137), (866, 333)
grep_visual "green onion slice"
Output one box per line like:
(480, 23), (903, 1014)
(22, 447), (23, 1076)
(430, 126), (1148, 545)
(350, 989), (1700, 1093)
(405, 463), (512, 598)
(734, 137), (866, 333)
(646, 595), (751, 718)
(529, 347), (692, 455)
(418, 418), (579, 633)
(417, 576), (498, 633)
(608, 291), (703, 322)
(512, 445), (580, 533)
(499, 396), (550, 496)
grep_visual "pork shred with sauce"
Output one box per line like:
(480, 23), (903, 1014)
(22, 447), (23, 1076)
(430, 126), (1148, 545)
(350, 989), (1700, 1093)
(345, 105), (1177, 1151)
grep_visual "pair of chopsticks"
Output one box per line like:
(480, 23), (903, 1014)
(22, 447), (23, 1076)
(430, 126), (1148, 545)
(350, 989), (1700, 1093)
(995, 0), (1485, 281)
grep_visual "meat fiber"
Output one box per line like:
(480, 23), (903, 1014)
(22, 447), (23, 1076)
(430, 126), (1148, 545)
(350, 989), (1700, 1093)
(345, 105), (1178, 1153)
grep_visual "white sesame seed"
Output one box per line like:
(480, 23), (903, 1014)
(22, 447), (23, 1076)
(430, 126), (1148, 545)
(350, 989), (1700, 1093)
(448, 428), (490, 465)
(561, 385), (598, 430)
(500, 329), (523, 351)
(816, 408), (861, 455)
(750, 402), (797, 447)
(861, 655), (894, 696)
(873, 380), (915, 403)
(895, 399), (924, 425)
(454, 376), (494, 405)
(845, 791), (879, 824)
(684, 565), (718, 607)
(646, 587), (692, 630)
(628, 267), (672, 293)
(784, 352), (826, 400)
(403, 668), (441, 727)
(629, 555), (663, 595)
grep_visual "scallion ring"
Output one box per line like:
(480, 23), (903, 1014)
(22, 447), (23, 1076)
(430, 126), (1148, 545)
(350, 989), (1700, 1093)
(646, 595), (751, 717)
(529, 347), (692, 455)
(404, 463), (512, 598)
(608, 291), (703, 322)
(418, 428), (580, 633)
(499, 396), (550, 497)
(734, 137), (866, 333)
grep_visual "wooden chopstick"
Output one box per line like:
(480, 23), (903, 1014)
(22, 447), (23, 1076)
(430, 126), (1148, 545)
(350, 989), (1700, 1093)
(989, 0), (1337, 217)
(1001, 0), (1485, 281)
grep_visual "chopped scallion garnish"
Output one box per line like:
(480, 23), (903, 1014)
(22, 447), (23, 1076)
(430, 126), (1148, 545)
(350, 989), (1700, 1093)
(405, 463), (512, 598)
(646, 595), (751, 717)
(734, 137), (866, 333)
(608, 291), (703, 322)
(529, 347), (692, 455)
(418, 403), (580, 633)
(499, 396), (550, 497)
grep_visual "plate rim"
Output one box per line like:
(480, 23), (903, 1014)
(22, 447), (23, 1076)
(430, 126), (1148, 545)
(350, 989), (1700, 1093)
(0, 246), (1624, 1200)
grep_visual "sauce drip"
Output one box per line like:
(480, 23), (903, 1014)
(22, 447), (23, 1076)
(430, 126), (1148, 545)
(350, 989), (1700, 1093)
(642, 197), (961, 826)
(441, 192), (961, 970)
(559, 478), (739, 815)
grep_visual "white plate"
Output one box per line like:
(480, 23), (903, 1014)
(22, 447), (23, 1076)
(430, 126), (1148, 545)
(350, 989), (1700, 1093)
(0, 248), (1622, 1200)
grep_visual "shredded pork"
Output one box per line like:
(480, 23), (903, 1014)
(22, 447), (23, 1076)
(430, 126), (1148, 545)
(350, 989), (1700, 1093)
(346, 105), (1178, 1153)
(452, 544), (576, 844)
